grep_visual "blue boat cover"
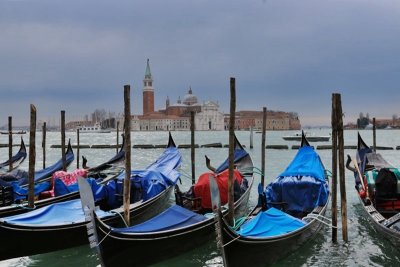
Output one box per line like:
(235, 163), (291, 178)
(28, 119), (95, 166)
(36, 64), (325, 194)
(79, 145), (182, 208)
(146, 146), (182, 184)
(0, 199), (112, 226)
(215, 147), (248, 174)
(0, 148), (75, 188)
(237, 207), (306, 237)
(113, 204), (207, 233)
(279, 146), (325, 182)
(12, 181), (51, 201)
(265, 146), (329, 213)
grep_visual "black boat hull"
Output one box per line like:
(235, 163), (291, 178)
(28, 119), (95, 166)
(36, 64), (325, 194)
(0, 185), (173, 261)
(220, 203), (328, 267)
(95, 176), (253, 267)
(357, 194), (400, 247)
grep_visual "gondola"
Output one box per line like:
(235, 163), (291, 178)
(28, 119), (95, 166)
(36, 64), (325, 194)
(79, 134), (254, 267)
(0, 133), (182, 260)
(211, 132), (330, 267)
(0, 140), (74, 210)
(0, 137), (27, 173)
(0, 136), (125, 217)
(346, 133), (400, 247)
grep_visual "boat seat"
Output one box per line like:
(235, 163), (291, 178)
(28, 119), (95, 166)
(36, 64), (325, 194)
(383, 212), (400, 227)
(312, 206), (323, 214)
(371, 212), (386, 223)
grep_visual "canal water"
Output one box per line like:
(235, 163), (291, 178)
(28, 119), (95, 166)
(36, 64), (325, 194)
(1, 129), (400, 266)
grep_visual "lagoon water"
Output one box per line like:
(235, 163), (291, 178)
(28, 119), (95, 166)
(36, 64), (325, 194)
(1, 129), (400, 267)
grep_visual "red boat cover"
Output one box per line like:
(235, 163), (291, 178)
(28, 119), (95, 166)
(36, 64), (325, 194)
(194, 169), (243, 210)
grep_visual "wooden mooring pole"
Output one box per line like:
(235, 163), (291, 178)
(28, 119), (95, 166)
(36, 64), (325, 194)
(116, 121), (120, 154)
(332, 93), (348, 242)
(28, 105), (37, 208)
(331, 94), (338, 242)
(250, 126), (254, 149)
(190, 111), (196, 185)
(373, 117), (376, 152)
(8, 116), (12, 171)
(261, 107), (267, 189)
(123, 85), (132, 226)
(227, 77), (236, 226)
(337, 94), (348, 242)
(42, 122), (46, 169)
(61, 110), (66, 171)
(77, 128), (80, 169)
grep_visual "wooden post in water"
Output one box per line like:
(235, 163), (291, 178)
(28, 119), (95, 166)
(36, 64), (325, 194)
(373, 117), (376, 152)
(261, 107), (267, 189)
(331, 94), (338, 242)
(250, 126), (254, 149)
(336, 94), (348, 242)
(123, 85), (132, 226)
(28, 105), (37, 208)
(227, 77), (236, 226)
(77, 129), (80, 169)
(190, 111), (196, 185)
(8, 116), (12, 171)
(61, 110), (66, 171)
(116, 121), (120, 154)
(42, 122), (46, 169)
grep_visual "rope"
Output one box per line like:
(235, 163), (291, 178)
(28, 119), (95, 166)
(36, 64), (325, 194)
(96, 229), (112, 246)
(230, 217), (247, 231)
(325, 170), (333, 177)
(303, 213), (338, 228)
(11, 203), (36, 210)
(222, 235), (241, 248)
(109, 210), (129, 227)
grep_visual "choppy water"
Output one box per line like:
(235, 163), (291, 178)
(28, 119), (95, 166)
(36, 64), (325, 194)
(1, 129), (400, 267)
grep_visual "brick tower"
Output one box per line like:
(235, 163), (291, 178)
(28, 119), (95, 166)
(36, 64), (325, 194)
(143, 59), (154, 115)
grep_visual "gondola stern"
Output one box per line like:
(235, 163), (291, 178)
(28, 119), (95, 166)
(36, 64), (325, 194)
(167, 131), (176, 148)
(300, 130), (311, 147)
(77, 177), (104, 264)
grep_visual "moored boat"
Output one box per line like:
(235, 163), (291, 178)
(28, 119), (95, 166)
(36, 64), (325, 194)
(0, 133), (181, 260)
(0, 138), (27, 173)
(0, 136), (125, 217)
(211, 132), (330, 267)
(79, 134), (254, 267)
(77, 122), (111, 133)
(282, 131), (330, 142)
(346, 133), (400, 247)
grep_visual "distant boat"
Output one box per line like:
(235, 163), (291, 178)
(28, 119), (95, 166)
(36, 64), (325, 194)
(77, 122), (111, 133)
(0, 130), (26, 135)
(282, 132), (330, 142)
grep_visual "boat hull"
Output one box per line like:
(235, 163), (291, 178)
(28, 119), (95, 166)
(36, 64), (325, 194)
(96, 176), (253, 267)
(357, 194), (400, 247)
(0, 185), (173, 261)
(282, 136), (330, 142)
(220, 203), (328, 267)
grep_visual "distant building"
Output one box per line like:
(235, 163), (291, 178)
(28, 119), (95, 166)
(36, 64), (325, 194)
(136, 60), (224, 131)
(224, 110), (301, 130)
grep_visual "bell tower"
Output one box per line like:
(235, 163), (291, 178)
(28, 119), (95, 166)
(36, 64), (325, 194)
(143, 59), (154, 115)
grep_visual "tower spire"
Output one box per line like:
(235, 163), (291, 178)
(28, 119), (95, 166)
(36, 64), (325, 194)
(145, 58), (151, 78)
(143, 59), (154, 115)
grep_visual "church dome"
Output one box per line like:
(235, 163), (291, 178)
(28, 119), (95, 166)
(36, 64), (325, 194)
(183, 87), (198, 106)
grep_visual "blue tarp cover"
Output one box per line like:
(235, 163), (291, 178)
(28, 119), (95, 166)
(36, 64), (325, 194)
(1, 199), (112, 226)
(146, 146), (182, 184)
(83, 145), (182, 208)
(279, 146), (325, 182)
(215, 148), (248, 174)
(237, 207), (306, 237)
(113, 204), (207, 233)
(266, 176), (329, 213)
(265, 146), (329, 213)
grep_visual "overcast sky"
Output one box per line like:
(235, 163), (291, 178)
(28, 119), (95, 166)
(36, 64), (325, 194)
(1, 0), (399, 127)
